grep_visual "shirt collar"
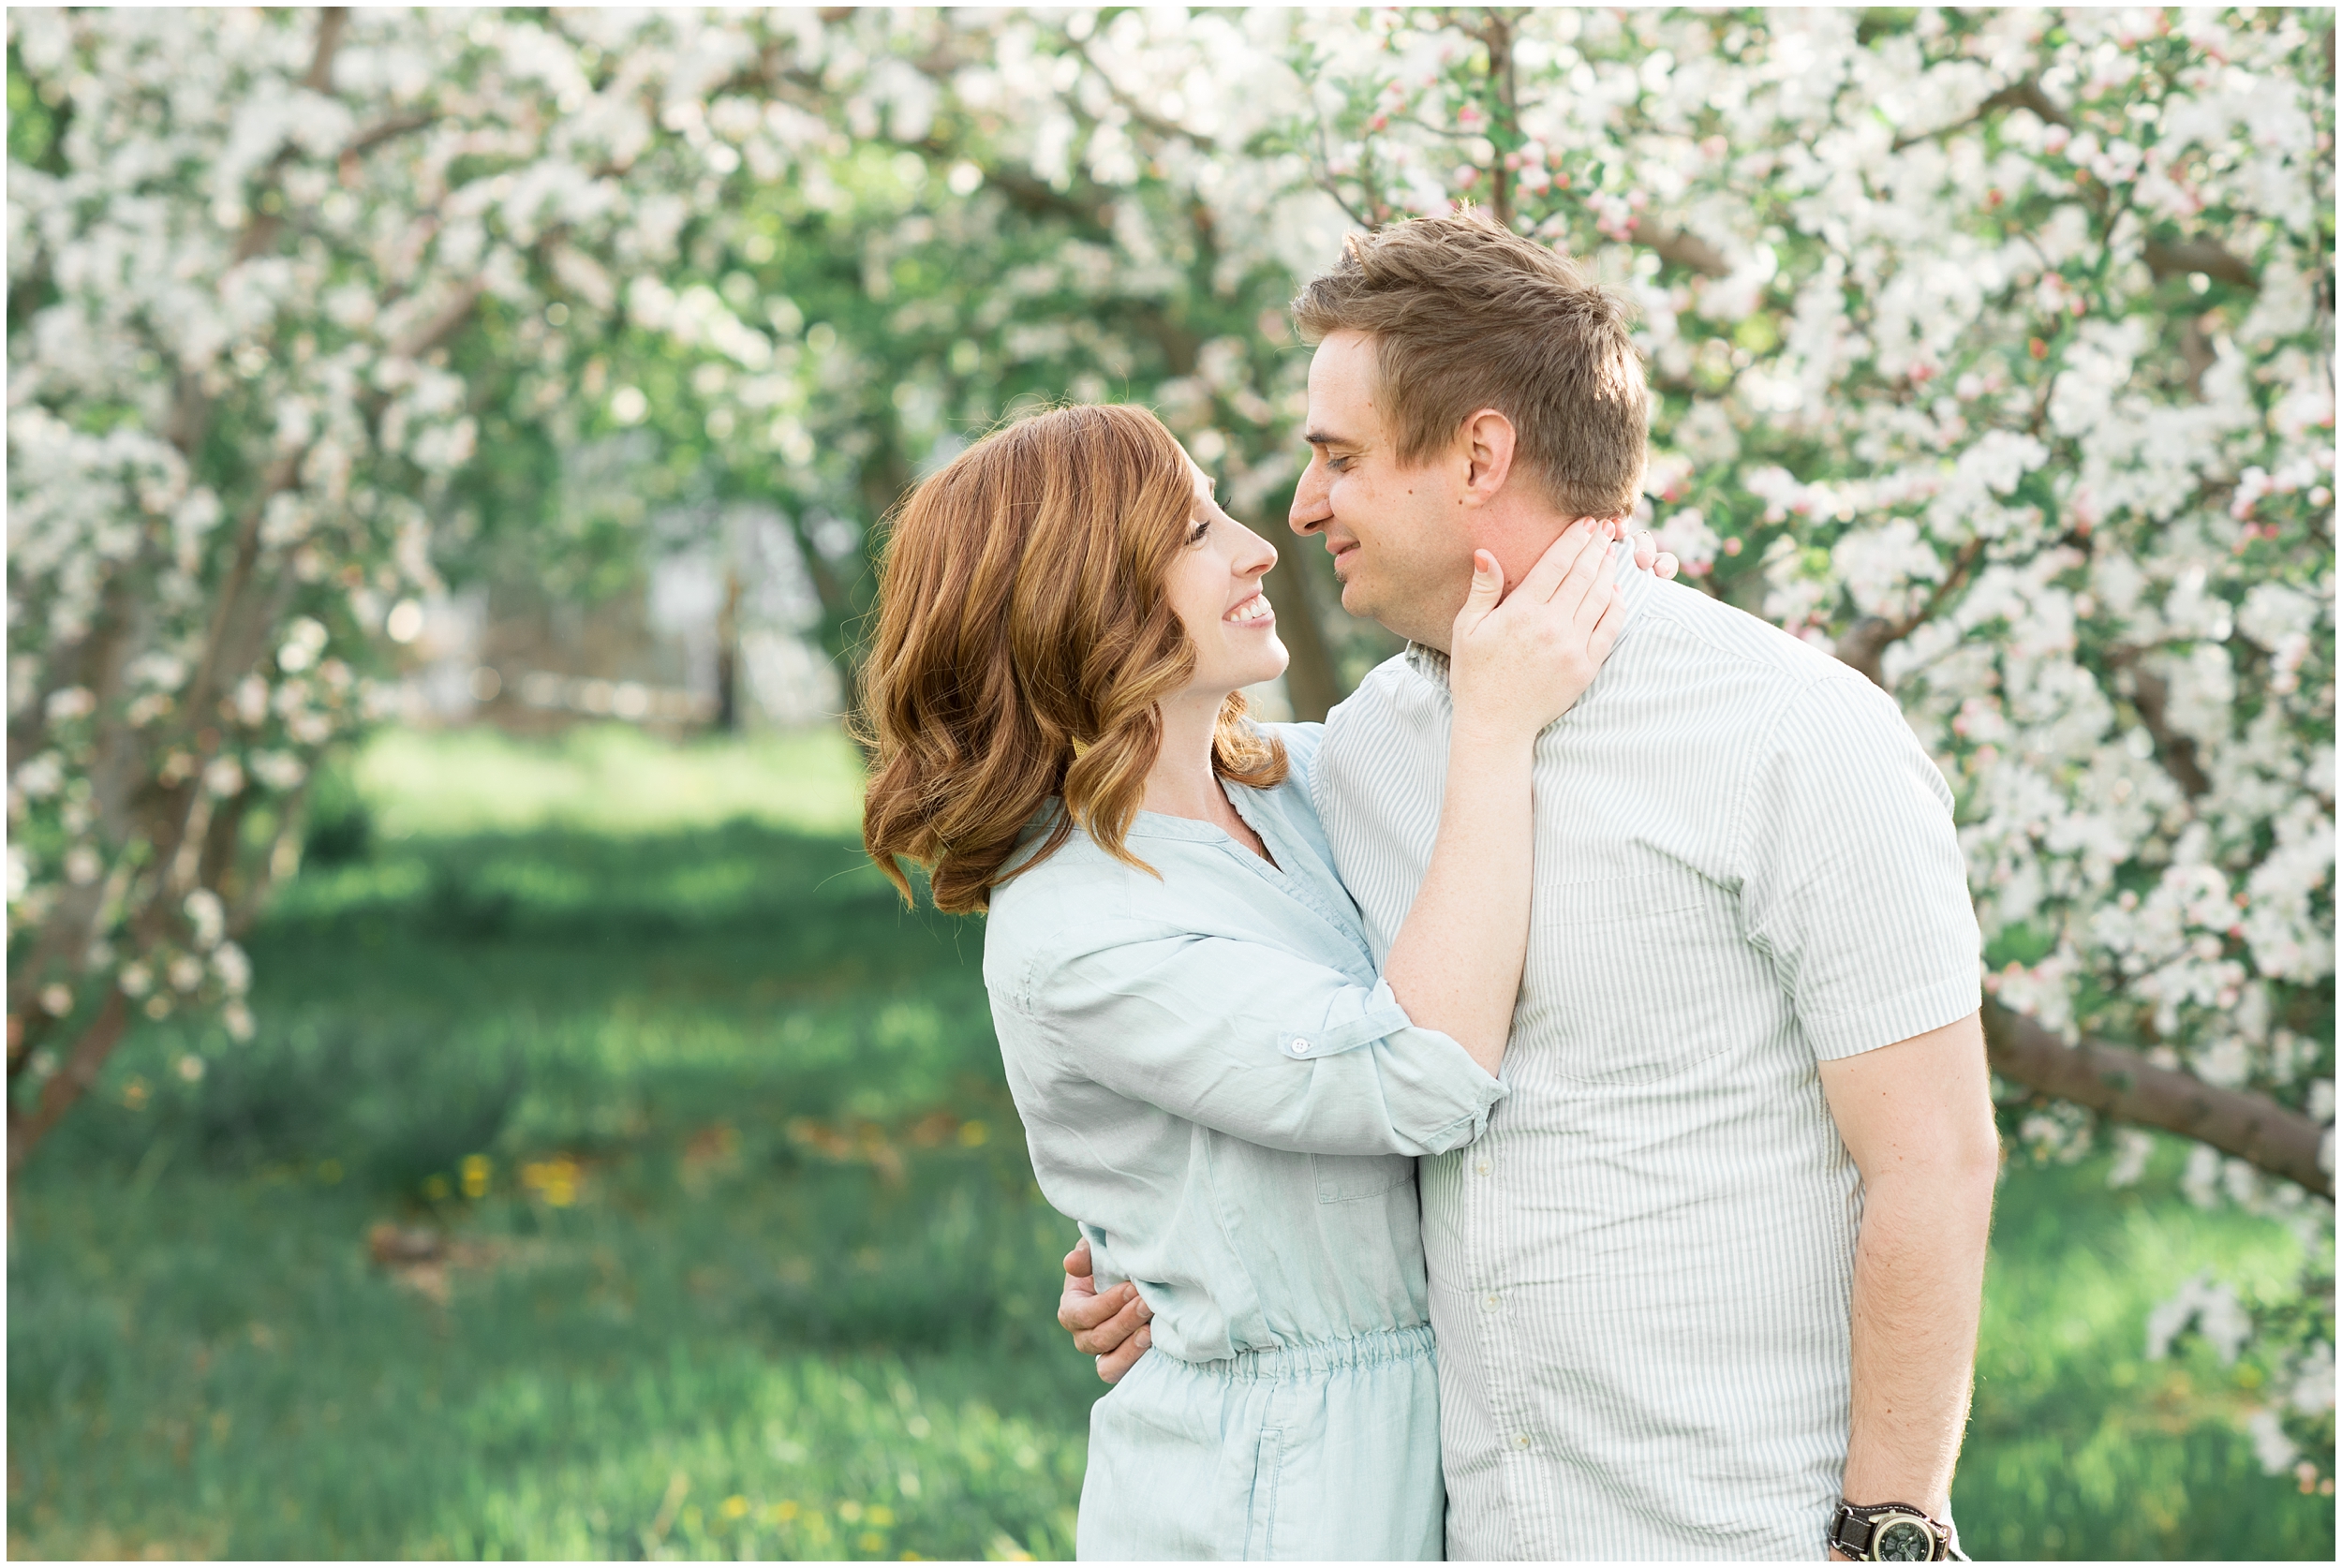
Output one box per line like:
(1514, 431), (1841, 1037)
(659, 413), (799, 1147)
(1405, 540), (1658, 692)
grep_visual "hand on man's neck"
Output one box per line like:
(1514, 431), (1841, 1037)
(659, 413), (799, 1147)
(1391, 405), (1632, 655)
(1414, 502), (1614, 655)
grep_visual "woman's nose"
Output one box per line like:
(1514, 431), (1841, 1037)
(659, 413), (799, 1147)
(1237, 525), (1277, 579)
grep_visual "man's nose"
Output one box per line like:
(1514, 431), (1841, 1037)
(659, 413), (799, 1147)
(1289, 464), (1328, 536)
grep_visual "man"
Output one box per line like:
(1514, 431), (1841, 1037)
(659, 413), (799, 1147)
(1063, 211), (1999, 1561)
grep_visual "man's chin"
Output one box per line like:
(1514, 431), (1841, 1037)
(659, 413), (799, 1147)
(1340, 572), (1445, 648)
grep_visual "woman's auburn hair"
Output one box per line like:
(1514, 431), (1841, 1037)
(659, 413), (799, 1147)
(859, 403), (1286, 913)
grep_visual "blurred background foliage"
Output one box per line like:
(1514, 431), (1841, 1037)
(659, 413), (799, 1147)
(7, 730), (2332, 1560)
(7, 4), (2333, 1561)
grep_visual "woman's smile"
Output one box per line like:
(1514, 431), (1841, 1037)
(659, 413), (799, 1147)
(1223, 590), (1275, 628)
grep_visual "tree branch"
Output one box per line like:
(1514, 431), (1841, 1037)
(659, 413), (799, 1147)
(1643, 226), (1730, 278)
(229, 7), (350, 266)
(2109, 646), (2213, 799)
(389, 278), (487, 362)
(1983, 998), (2332, 1199)
(1891, 75), (2071, 153)
(302, 7), (347, 92)
(2143, 237), (2259, 292)
(342, 111), (437, 163)
(1833, 537), (1986, 686)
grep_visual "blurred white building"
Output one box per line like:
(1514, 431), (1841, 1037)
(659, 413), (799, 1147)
(390, 504), (843, 734)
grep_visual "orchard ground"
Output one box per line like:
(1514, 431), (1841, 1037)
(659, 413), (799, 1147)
(7, 725), (2331, 1561)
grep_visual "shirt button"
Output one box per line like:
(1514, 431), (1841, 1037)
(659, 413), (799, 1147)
(1483, 1293), (1500, 1309)
(1514, 1434), (1532, 1450)
(1291, 1038), (1312, 1056)
(1475, 1159), (1491, 1176)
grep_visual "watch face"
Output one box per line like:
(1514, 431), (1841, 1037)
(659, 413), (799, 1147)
(1875, 1517), (1935, 1561)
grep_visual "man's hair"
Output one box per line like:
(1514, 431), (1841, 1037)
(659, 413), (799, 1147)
(1293, 209), (1648, 518)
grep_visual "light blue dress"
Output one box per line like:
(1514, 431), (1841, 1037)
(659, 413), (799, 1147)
(983, 724), (1507, 1561)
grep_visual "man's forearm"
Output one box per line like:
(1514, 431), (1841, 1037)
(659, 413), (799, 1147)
(1840, 1165), (1995, 1517)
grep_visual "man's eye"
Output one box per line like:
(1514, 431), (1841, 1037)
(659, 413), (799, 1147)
(1327, 456), (1353, 472)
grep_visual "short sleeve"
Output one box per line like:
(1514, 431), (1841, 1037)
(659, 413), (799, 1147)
(1738, 674), (1981, 1060)
(1011, 922), (1506, 1157)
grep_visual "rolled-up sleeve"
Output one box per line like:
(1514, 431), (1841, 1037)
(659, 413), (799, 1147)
(1011, 922), (1506, 1157)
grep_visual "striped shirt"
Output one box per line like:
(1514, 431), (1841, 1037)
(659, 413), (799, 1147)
(1313, 548), (1981, 1560)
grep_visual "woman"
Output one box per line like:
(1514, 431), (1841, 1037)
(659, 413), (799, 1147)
(862, 404), (1647, 1561)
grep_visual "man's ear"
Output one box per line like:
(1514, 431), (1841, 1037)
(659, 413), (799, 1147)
(1458, 408), (1517, 509)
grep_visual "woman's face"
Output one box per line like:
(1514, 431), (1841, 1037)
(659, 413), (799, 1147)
(1166, 458), (1288, 701)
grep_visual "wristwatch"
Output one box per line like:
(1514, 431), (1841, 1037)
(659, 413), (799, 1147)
(1829, 1501), (1963, 1561)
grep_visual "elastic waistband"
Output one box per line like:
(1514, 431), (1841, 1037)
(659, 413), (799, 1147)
(1164, 1323), (1437, 1383)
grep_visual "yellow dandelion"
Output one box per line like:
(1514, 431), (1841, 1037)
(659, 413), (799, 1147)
(957, 1120), (988, 1146)
(867, 1505), (895, 1528)
(766, 1501), (800, 1524)
(859, 1532), (885, 1552)
(460, 1154), (492, 1199)
(521, 1156), (582, 1207)
(720, 1495), (749, 1521)
(837, 1500), (864, 1524)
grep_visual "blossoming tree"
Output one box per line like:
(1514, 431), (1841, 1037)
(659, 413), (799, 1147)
(7, 5), (1355, 1174)
(1269, 3), (2332, 1474)
(6, 5), (782, 1165)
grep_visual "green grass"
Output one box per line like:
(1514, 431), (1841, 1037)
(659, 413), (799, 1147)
(1957, 1150), (2329, 1559)
(7, 726), (2333, 1559)
(352, 723), (868, 840)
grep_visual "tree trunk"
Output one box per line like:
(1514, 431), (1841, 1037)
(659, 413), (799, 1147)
(8, 990), (133, 1175)
(714, 566), (742, 733)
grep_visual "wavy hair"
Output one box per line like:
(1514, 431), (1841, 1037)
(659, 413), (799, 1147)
(859, 403), (1286, 913)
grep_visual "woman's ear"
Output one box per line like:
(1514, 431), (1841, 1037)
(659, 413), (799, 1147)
(1458, 408), (1517, 508)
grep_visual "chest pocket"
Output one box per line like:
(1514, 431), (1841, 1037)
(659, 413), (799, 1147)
(1526, 862), (1749, 1085)
(1312, 1151), (1411, 1203)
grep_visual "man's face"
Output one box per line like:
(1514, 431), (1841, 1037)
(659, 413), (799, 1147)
(1288, 331), (1477, 649)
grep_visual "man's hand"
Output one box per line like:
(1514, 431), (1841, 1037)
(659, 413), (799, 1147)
(1059, 1236), (1153, 1383)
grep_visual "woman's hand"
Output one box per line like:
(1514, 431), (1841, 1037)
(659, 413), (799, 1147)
(1447, 519), (1625, 743)
(1627, 526), (1679, 581)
